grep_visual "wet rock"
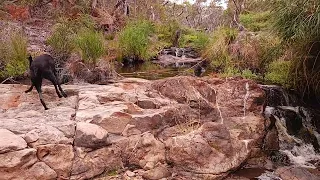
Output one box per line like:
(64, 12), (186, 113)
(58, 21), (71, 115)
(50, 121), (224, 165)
(154, 54), (202, 68)
(263, 127), (280, 151)
(275, 166), (320, 180)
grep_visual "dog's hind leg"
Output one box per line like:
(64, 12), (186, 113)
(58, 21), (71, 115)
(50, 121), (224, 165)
(35, 83), (48, 110)
(25, 85), (34, 93)
(46, 73), (63, 98)
(53, 70), (67, 98)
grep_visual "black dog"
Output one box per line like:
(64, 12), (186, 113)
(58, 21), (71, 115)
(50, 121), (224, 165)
(25, 54), (67, 110)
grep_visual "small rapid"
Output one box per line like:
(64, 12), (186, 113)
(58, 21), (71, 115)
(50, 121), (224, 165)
(261, 85), (320, 169)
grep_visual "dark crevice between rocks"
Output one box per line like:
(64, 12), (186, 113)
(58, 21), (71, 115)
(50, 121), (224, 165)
(68, 90), (80, 179)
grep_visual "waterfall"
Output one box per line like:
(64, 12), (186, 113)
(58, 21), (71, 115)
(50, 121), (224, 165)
(262, 85), (320, 169)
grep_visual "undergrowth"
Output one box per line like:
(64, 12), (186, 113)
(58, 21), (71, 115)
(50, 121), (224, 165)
(0, 32), (28, 78)
(118, 19), (155, 61)
(74, 28), (105, 66)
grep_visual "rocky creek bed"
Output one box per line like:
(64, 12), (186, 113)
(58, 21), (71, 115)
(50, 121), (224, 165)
(0, 76), (319, 180)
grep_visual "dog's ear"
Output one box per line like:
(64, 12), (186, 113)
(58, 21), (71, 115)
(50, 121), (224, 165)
(28, 55), (33, 66)
(28, 55), (32, 61)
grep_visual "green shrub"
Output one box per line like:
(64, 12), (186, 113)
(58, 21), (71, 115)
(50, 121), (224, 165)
(265, 60), (291, 86)
(155, 20), (180, 47)
(270, 0), (320, 100)
(230, 32), (282, 74)
(1, 32), (28, 77)
(241, 69), (258, 80)
(271, 0), (320, 43)
(180, 30), (210, 51)
(47, 20), (75, 56)
(74, 28), (105, 66)
(202, 27), (238, 71)
(47, 15), (96, 57)
(221, 66), (241, 77)
(240, 11), (271, 32)
(118, 19), (155, 61)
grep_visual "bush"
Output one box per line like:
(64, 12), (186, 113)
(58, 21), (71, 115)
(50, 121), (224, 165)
(271, 0), (320, 43)
(270, 0), (320, 100)
(230, 32), (282, 75)
(202, 27), (237, 71)
(241, 69), (258, 80)
(180, 30), (210, 51)
(0, 32), (28, 78)
(155, 20), (180, 47)
(47, 20), (75, 56)
(240, 11), (271, 32)
(118, 19), (155, 61)
(221, 66), (241, 77)
(47, 15), (96, 57)
(265, 60), (291, 86)
(74, 28), (105, 66)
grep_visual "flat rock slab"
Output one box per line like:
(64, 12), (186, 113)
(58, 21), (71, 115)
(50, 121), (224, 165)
(0, 76), (266, 179)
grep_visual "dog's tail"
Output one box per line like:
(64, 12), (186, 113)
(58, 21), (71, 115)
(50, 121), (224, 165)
(28, 55), (33, 67)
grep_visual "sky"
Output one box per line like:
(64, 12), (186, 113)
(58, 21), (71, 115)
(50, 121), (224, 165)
(169, 0), (228, 9)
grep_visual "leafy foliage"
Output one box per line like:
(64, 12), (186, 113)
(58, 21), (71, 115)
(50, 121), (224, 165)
(0, 32), (28, 78)
(202, 27), (237, 71)
(270, 0), (320, 100)
(265, 60), (291, 86)
(118, 19), (155, 61)
(47, 15), (96, 57)
(271, 0), (320, 43)
(155, 20), (180, 47)
(242, 69), (258, 80)
(180, 30), (210, 51)
(240, 11), (270, 32)
(74, 28), (105, 66)
(47, 20), (75, 56)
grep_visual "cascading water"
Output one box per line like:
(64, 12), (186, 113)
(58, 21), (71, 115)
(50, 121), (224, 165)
(261, 85), (320, 169)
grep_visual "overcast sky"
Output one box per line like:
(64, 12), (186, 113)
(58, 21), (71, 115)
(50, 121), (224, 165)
(169, 0), (228, 9)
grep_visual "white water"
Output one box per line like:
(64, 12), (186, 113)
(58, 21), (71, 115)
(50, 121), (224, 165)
(242, 139), (253, 153)
(281, 144), (320, 169)
(257, 171), (282, 180)
(265, 105), (320, 171)
(243, 82), (250, 118)
(266, 105), (320, 168)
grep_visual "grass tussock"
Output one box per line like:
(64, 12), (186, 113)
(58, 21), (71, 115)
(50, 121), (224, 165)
(201, 27), (238, 72)
(74, 28), (105, 66)
(180, 29), (210, 51)
(240, 11), (271, 32)
(271, 0), (320, 100)
(0, 32), (28, 78)
(265, 60), (291, 87)
(118, 19), (155, 61)
(47, 15), (96, 57)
